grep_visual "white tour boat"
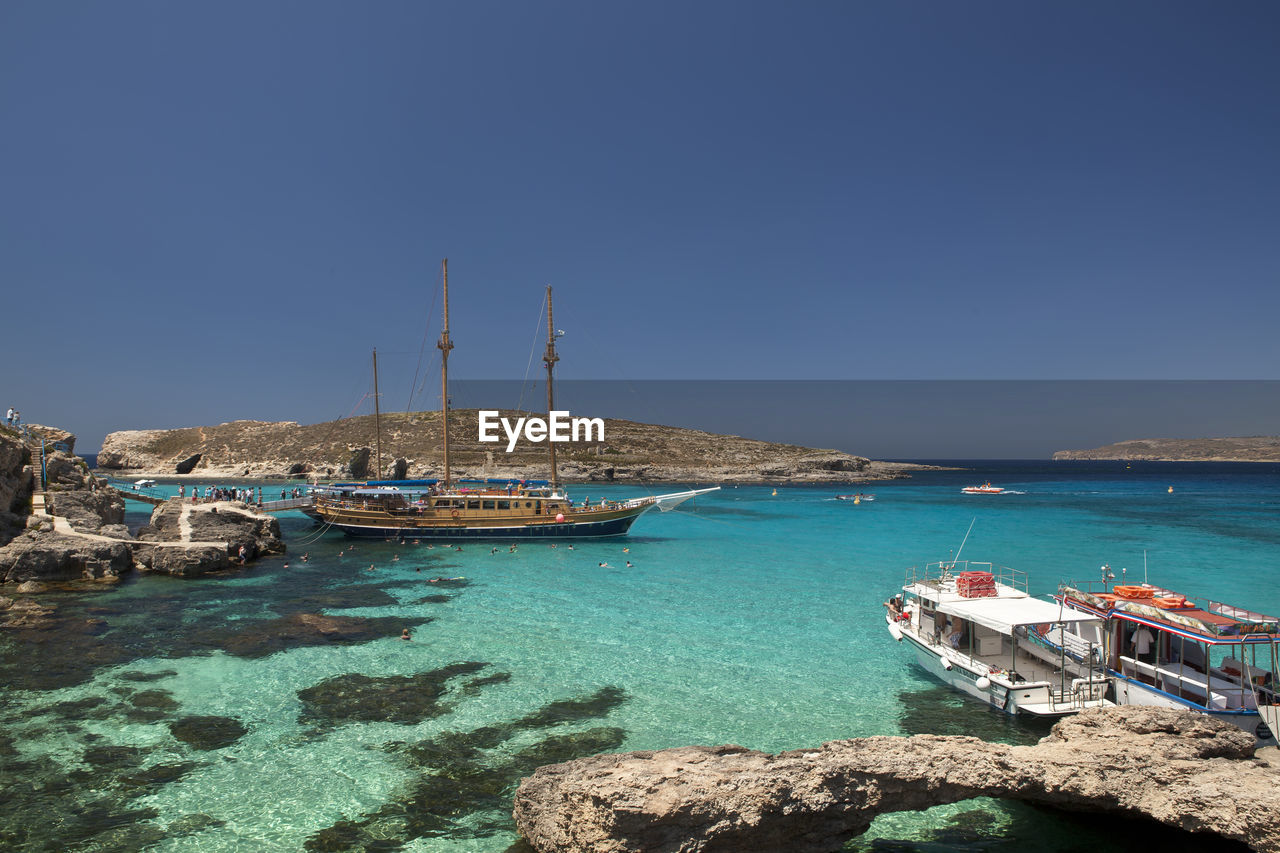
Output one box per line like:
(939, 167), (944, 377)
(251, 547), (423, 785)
(887, 561), (1112, 717)
(961, 483), (1005, 494)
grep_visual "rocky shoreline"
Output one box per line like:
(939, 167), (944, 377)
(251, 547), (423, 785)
(95, 411), (942, 483)
(0, 424), (284, 618)
(514, 706), (1280, 852)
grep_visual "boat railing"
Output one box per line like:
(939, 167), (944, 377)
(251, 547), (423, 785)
(1208, 600), (1280, 626)
(905, 561), (1026, 593)
(1050, 677), (1108, 710)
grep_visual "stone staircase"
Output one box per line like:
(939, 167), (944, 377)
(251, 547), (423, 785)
(26, 439), (48, 516)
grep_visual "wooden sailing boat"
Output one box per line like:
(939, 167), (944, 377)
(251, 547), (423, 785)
(311, 261), (716, 538)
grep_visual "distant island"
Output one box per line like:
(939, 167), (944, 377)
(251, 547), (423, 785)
(1053, 436), (1280, 462)
(95, 410), (936, 483)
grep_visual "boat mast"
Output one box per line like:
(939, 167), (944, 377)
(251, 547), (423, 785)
(372, 348), (382, 480)
(438, 259), (454, 489)
(543, 285), (559, 492)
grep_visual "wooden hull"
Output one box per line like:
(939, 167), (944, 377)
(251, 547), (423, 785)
(313, 500), (653, 539)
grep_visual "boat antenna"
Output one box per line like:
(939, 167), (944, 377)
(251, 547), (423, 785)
(543, 284), (560, 492)
(1143, 549), (1148, 585)
(437, 259), (454, 489)
(951, 518), (976, 569)
(372, 348), (382, 480)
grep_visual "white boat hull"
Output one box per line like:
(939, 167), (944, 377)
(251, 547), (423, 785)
(895, 622), (1076, 717)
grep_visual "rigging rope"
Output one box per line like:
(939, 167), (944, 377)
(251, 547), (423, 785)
(515, 289), (548, 415)
(405, 271), (442, 415)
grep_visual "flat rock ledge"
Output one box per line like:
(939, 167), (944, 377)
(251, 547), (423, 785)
(513, 706), (1280, 853)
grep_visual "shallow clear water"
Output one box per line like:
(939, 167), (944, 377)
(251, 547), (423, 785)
(3, 461), (1276, 851)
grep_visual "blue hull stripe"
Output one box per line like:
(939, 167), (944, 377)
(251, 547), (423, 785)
(330, 515), (640, 540)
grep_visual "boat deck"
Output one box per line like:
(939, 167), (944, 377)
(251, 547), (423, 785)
(918, 626), (1092, 688)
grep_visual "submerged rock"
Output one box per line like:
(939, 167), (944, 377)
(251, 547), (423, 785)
(207, 612), (429, 659)
(305, 685), (629, 851)
(513, 706), (1276, 853)
(168, 715), (248, 751)
(296, 662), (489, 727)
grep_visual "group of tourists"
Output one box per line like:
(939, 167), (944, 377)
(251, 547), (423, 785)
(175, 484), (307, 505)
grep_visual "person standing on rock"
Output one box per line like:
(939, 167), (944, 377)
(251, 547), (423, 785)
(5, 407), (12, 427)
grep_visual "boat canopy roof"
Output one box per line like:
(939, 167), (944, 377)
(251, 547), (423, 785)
(938, 595), (1102, 635)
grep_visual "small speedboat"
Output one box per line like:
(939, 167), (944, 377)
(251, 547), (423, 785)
(962, 483), (1004, 494)
(836, 493), (875, 502)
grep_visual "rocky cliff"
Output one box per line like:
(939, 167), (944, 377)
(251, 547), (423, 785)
(1054, 436), (1280, 462)
(513, 706), (1280, 852)
(96, 410), (929, 482)
(0, 424), (284, 602)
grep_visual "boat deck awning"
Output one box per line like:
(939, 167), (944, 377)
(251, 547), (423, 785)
(941, 596), (1102, 635)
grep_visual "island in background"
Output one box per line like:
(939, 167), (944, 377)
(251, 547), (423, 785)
(95, 409), (937, 483)
(1053, 436), (1280, 462)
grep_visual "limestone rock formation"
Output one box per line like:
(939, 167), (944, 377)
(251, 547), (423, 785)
(22, 423), (76, 454)
(513, 706), (1280, 853)
(135, 501), (284, 577)
(0, 533), (132, 584)
(0, 428), (32, 545)
(1, 424), (283, 588)
(96, 429), (169, 470)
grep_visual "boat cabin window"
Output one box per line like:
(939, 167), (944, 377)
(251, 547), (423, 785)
(467, 500), (481, 510)
(482, 500), (496, 510)
(524, 501), (533, 508)
(497, 500), (510, 510)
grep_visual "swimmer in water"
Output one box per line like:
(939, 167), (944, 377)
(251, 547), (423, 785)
(400, 628), (411, 641)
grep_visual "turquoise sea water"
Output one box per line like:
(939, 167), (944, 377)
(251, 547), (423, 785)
(3, 461), (1277, 851)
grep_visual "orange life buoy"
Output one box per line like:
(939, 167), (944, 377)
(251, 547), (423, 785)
(451, 509), (460, 519)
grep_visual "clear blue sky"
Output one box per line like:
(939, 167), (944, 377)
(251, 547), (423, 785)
(3, 2), (1277, 452)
